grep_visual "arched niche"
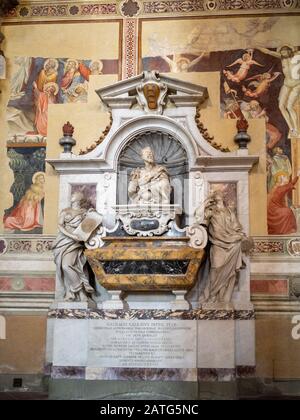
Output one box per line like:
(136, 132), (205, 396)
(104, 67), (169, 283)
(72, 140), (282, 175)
(97, 115), (200, 169)
(116, 129), (189, 218)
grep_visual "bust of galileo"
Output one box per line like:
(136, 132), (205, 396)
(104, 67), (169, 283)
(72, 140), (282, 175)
(128, 147), (171, 205)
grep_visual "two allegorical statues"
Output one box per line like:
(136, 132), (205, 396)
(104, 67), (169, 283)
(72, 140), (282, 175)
(53, 146), (251, 305)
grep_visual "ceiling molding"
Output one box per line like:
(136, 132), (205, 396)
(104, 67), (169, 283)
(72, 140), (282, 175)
(2, 0), (300, 23)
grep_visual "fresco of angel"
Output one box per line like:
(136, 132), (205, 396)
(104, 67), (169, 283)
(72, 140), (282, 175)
(223, 49), (264, 83)
(242, 71), (281, 99)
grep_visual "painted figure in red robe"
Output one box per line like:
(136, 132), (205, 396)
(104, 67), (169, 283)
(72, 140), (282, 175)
(267, 172), (299, 235)
(4, 172), (45, 232)
(33, 81), (58, 136)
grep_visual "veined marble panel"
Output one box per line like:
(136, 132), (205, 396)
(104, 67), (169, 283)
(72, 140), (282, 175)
(47, 308), (255, 320)
(47, 364), (256, 382)
(85, 367), (197, 382)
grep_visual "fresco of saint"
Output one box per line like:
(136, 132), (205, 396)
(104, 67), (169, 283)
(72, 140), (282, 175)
(33, 81), (58, 136)
(267, 172), (299, 235)
(4, 172), (45, 232)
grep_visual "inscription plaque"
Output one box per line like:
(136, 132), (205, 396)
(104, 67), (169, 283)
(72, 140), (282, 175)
(88, 320), (196, 369)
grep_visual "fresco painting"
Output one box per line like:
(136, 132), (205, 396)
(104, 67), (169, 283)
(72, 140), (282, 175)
(142, 32), (300, 235)
(4, 56), (118, 234)
(7, 56), (118, 142)
(221, 47), (300, 235)
(3, 146), (46, 234)
(4, 17), (300, 236)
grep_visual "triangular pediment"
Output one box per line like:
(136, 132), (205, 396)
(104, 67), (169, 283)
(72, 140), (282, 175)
(96, 71), (208, 112)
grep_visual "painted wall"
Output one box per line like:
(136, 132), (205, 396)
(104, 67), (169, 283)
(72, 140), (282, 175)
(1, 313), (299, 384)
(0, 6), (300, 386)
(0, 21), (121, 234)
(1, 15), (300, 236)
(0, 315), (47, 375)
(140, 16), (300, 236)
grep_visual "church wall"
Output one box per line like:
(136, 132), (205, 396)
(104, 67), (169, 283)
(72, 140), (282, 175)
(1, 313), (300, 387)
(0, 1), (300, 390)
(2, 15), (300, 236)
(0, 314), (47, 374)
(256, 316), (300, 380)
(0, 21), (121, 234)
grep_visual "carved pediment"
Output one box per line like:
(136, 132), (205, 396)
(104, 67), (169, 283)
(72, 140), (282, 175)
(96, 71), (208, 113)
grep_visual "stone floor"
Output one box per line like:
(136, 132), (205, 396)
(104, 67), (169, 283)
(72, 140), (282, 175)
(1, 391), (300, 400)
(1, 393), (300, 400)
(1, 377), (300, 400)
(0, 392), (48, 400)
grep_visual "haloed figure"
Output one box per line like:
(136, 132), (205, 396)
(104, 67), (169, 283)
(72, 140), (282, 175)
(4, 172), (45, 232)
(223, 49), (264, 83)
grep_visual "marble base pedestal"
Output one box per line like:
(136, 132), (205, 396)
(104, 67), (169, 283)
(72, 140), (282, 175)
(170, 290), (190, 310)
(102, 291), (124, 310)
(46, 305), (255, 386)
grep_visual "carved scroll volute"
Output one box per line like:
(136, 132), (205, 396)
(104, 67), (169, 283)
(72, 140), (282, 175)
(187, 224), (208, 250)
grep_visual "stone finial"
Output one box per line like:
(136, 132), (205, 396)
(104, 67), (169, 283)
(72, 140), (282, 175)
(234, 116), (251, 149)
(59, 121), (76, 153)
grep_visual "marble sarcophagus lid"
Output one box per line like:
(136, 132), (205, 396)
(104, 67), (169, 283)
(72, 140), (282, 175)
(85, 237), (205, 292)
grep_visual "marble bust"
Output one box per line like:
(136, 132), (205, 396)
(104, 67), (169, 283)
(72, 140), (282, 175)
(128, 147), (171, 205)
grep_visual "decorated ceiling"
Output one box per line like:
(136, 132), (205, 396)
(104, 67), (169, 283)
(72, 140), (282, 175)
(2, 0), (300, 21)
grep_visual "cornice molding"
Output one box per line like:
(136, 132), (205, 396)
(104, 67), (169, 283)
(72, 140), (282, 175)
(2, 0), (300, 23)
